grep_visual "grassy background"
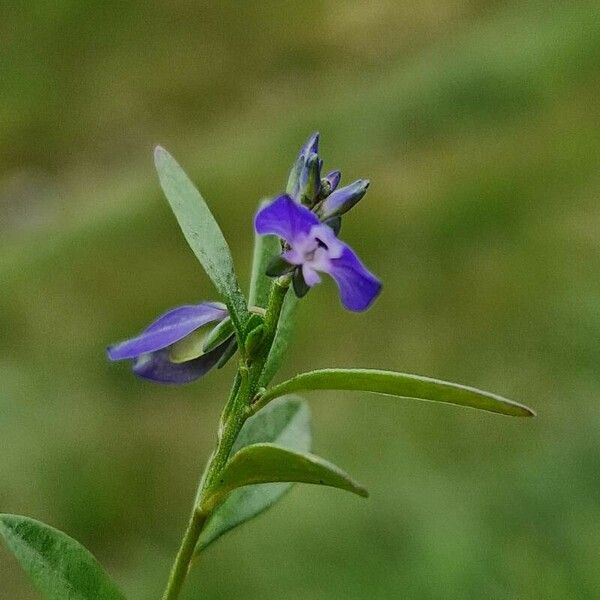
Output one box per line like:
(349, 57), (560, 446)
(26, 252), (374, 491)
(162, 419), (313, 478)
(1, 1), (599, 598)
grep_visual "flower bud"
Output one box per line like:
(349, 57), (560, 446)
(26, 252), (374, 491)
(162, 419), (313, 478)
(286, 154), (303, 199)
(298, 152), (321, 206)
(245, 324), (265, 357)
(317, 179), (370, 220)
(286, 132), (320, 201)
(302, 131), (320, 156)
(320, 170), (341, 197)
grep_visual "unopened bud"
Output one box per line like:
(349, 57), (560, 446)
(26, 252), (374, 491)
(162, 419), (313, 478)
(317, 179), (370, 220)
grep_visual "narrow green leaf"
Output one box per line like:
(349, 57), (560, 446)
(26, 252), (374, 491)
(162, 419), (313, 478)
(197, 396), (311, 552)
(203, 443), (368, 512)
(248, 200), (281, 308)
(256, 369), (535, 417)
(0, 514), (125, 600)
(154, 146), (248, 332)
(260, 291), (298, 386)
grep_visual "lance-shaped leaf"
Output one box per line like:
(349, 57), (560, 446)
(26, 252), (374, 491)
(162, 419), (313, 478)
(248, 200), (281, 308)
(254, 369), (535, 417)
(196, 395), (311, 552)
(0, 514), (126, 600)
(202, 443), (368, 513)
(154, 146), (248, 333)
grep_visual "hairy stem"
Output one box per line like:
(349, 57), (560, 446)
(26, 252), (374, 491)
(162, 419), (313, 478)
(247, 276), (290, 395)
(161, 278), (291, 600)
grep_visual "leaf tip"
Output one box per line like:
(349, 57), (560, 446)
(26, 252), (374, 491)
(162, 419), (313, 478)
(356, 485), (370, 499)
(153, 144), (169, 167)
(520, 405), (537, 418)
(508, 399), (536, 418)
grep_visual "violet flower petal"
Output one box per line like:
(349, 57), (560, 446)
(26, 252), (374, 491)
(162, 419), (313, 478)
(325, 246), (382, 312)
(132, 339), (231, 384)
(107, 302), (227, 361)
(254, 195), (320, 243)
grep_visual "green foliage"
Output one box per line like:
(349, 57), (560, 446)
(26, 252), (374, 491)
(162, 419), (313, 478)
(258, 369), (535, 417)
(248, 202), (281, 308)
(0, 514), (125, 600)
(203, 443), (368, 512)
(244, 324), (265, 357)
(260, 292), (298, 386)
(197, 396), (311, 552)
(3, 1), (599, 597)
(154, 146), (249, 333)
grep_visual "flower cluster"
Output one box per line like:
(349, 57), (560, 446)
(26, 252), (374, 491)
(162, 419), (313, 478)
(256, 132), (381, 310)
(107, 133), (381, 383)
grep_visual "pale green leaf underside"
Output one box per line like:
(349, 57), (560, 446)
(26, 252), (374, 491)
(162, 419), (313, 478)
(169, 328), (205, 363)
(204, 443), (368, 511)
(154, 146), (248, 331)
(0, 514), (125, 600)
(197, 396), (311, 552)
(259, 369), (535, 417)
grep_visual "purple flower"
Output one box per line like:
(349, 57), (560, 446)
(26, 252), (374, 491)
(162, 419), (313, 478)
(107, 302), (235, 384)
(255, 195), (381, 311)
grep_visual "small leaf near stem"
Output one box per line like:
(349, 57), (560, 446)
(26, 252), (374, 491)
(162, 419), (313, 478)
(201, 443), (368, 513)
(197, 395), (311, 551)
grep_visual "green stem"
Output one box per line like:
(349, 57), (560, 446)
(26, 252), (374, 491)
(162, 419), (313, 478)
(161, 278), (291, 600)
(161, 509), (208, 600)
(161, 374), (245, 600)
(247, 276), (290, 394)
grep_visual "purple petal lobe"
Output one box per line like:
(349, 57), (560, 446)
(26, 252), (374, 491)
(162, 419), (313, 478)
(132, 339), (231, 384)
(325, 245), (382, 311)
(107, 302), (227, 361)
(319, 179), (370, 220)
(254, 195), (320, 244)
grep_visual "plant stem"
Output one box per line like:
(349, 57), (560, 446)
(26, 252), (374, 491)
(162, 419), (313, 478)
(161, 509), (207, 600)
(161, 278), (291, 600)
(247, 276), (290, 394)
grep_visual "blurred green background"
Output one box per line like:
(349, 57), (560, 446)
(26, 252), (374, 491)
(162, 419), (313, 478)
(1, 1), (599, 598)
